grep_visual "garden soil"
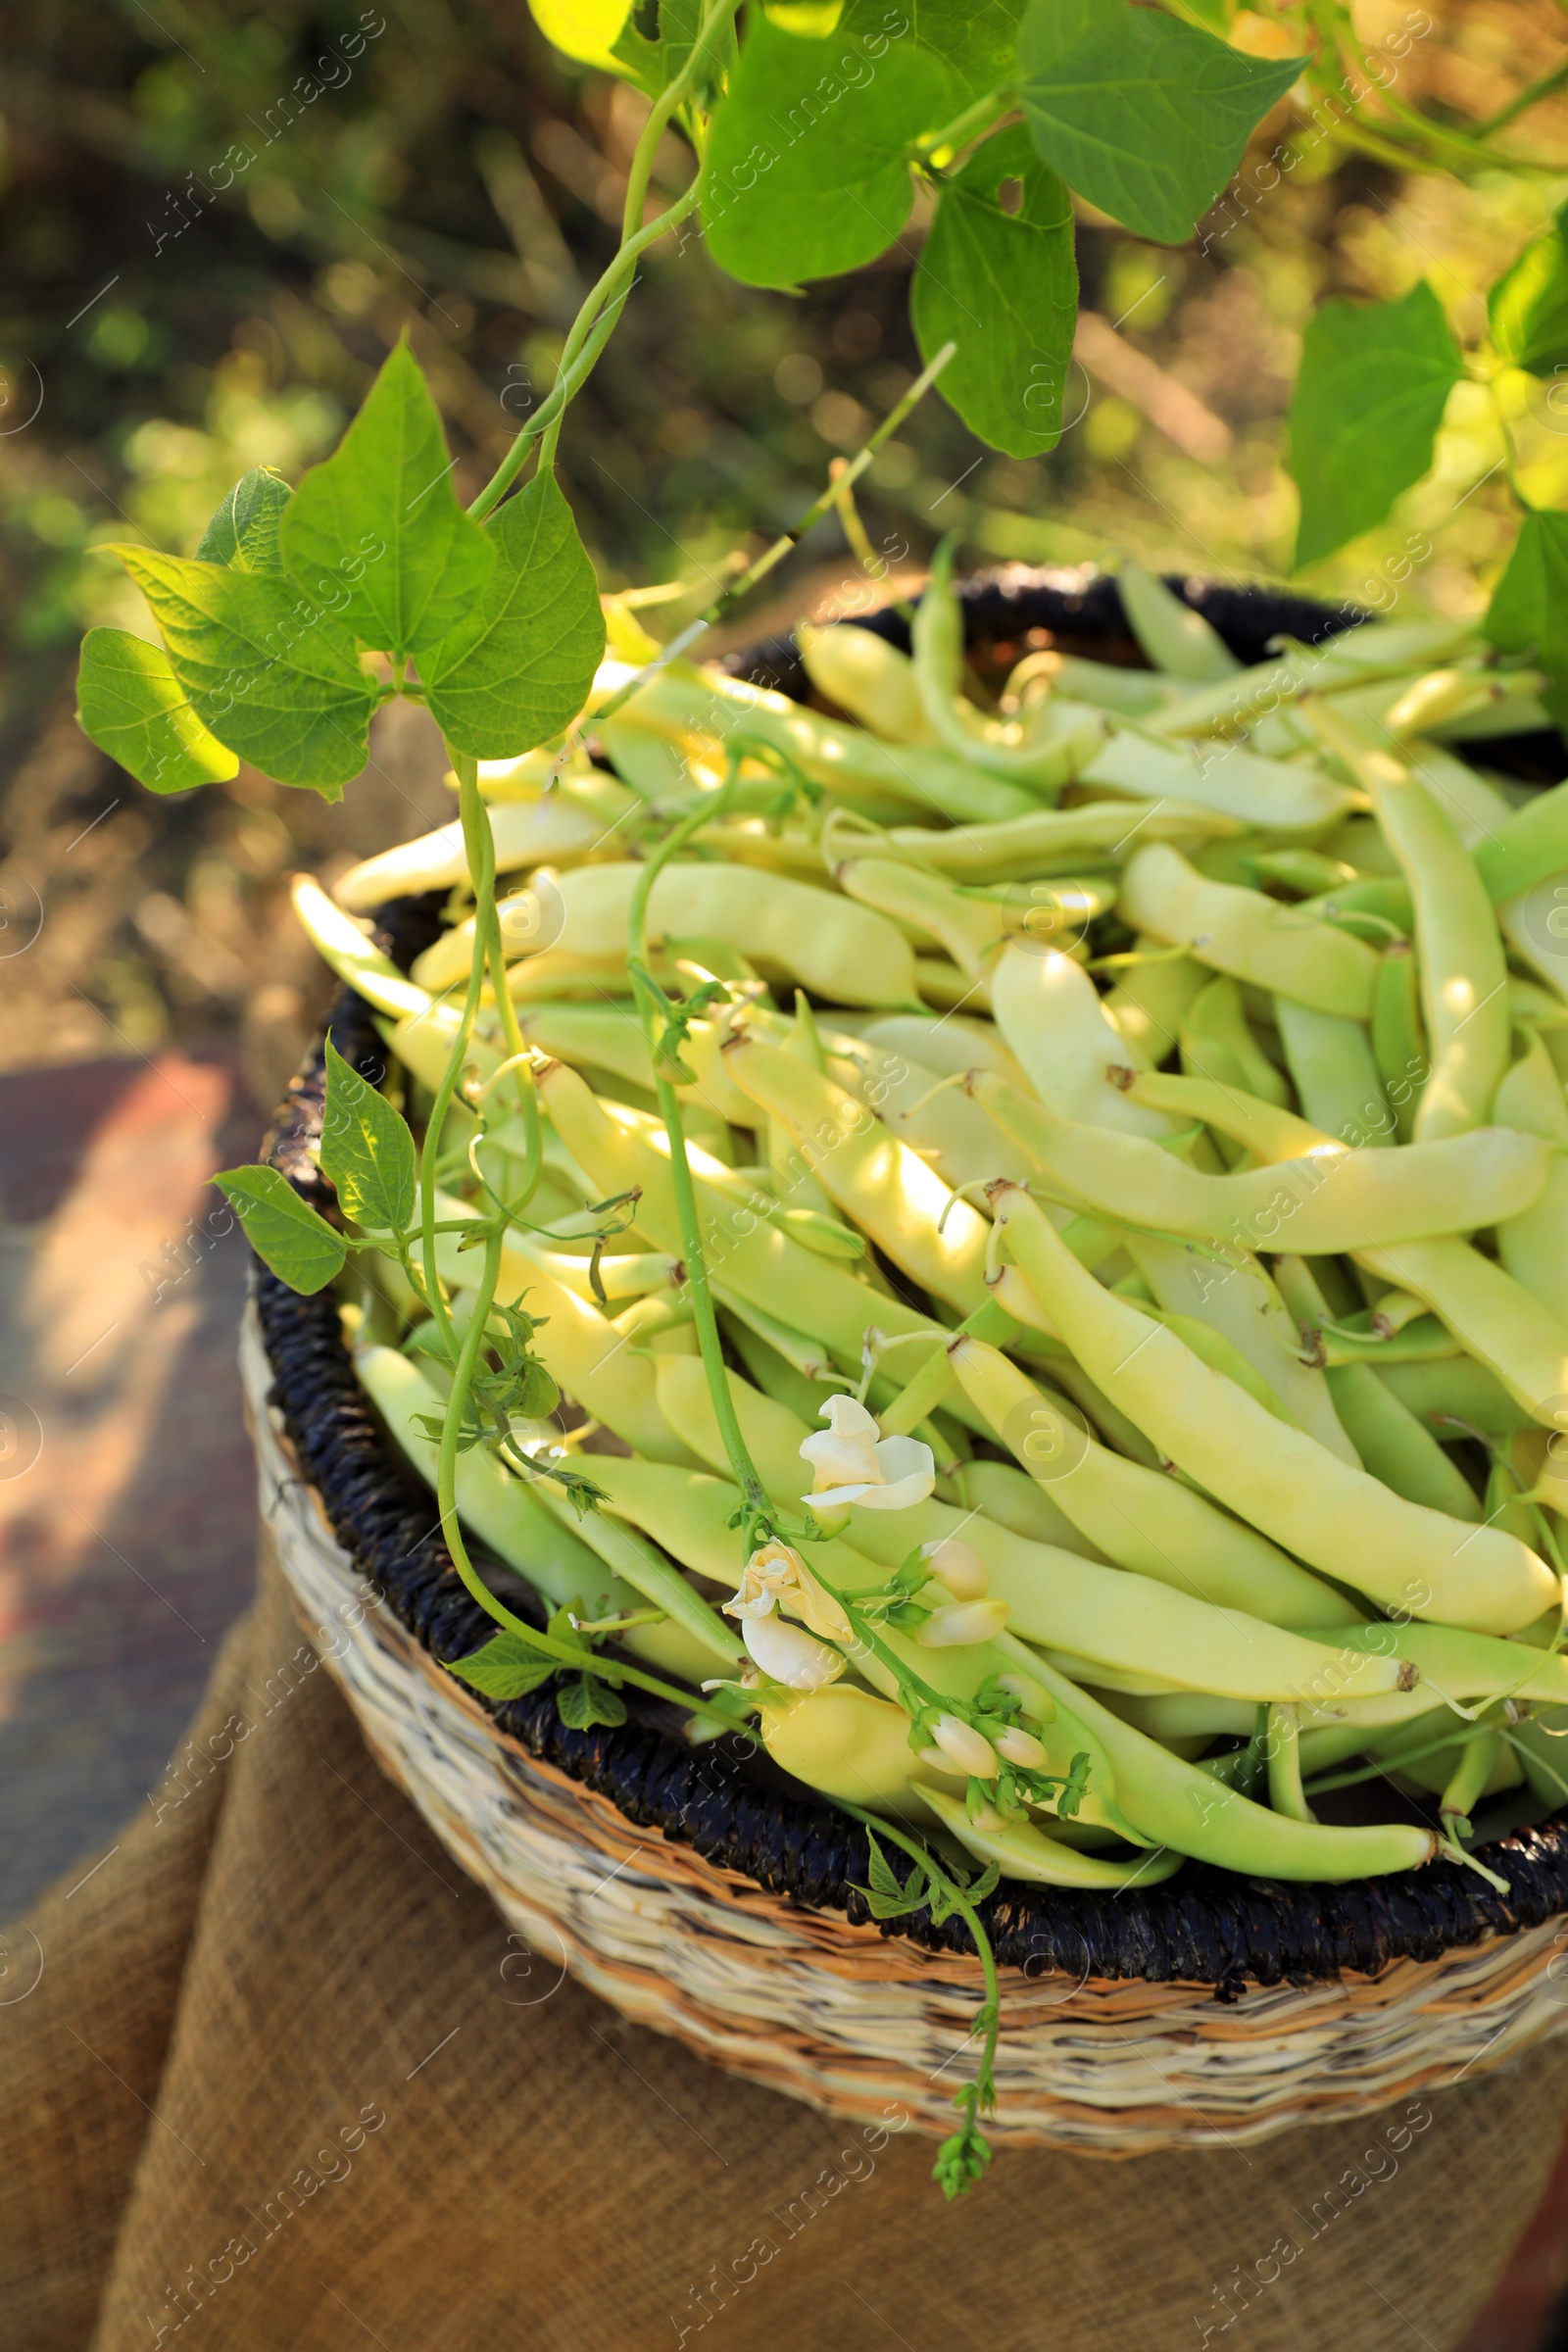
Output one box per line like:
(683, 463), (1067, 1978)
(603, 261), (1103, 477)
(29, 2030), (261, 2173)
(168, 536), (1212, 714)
(5, 1532), (1566, 2352)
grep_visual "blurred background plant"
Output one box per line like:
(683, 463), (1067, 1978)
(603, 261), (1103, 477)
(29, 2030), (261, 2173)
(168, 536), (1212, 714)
(3, 0), (1568, 1102)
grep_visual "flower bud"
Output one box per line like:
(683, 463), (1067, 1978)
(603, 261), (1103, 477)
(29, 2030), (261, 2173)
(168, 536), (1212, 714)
(920, 1537), (988, 1601)
(929, 1712), (998, 1779)
(993, 1726), (1050, 1769)
(915, 1599), (1010, 1648)
(741, 1613), (845, 1691)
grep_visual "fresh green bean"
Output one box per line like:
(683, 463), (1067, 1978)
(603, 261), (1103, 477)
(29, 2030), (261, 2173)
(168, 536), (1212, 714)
(1015, 1652), (1437, 1882)
(1116, 561), (1240, 683)
(1323, 1363), (1482, 1519)
(990, 1183), (1558, 1635)
(1120, 844), (1381, 1018)
(1273, 998), (1390, 1148)
(1308, 704), (1510, 1138)
(797, 620), (934, 746)
(948, 1337), (1358, 1629)
(970, 1070), (1550, 1250)
(1355, 1235), (1568, 1428)
(992, 944), (1179, 1136)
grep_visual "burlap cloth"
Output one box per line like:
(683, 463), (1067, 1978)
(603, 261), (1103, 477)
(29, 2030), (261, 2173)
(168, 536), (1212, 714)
(7, 1533), (1568, 2352)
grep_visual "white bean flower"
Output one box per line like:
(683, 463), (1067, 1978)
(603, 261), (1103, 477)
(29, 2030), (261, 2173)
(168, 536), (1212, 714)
(799, 1395), (936, 1513)
(723, 1539), (852, 1643)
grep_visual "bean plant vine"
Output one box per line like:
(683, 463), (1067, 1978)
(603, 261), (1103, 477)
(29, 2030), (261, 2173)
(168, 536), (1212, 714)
(74, 0), (1568, 2195)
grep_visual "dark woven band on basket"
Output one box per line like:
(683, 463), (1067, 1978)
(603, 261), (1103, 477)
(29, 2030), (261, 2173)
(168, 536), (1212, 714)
(256, 566), (1568, 1996)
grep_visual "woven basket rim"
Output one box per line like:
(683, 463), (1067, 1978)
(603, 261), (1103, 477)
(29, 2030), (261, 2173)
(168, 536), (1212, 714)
(256, 563), (1568, 1997)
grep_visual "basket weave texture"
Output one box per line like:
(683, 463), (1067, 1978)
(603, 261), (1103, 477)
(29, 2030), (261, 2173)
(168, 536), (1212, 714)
(250, 565), (1568, 2151)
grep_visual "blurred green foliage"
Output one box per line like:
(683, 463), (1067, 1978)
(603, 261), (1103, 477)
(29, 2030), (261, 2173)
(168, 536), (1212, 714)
(1, 0), (1567, 1074)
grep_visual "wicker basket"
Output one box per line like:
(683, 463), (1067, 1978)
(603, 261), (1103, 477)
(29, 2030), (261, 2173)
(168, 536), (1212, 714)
(248, 568), (1568, 2155)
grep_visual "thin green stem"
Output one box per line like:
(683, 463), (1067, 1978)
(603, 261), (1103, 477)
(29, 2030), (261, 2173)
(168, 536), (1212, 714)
(1472, 56), (1568, 138)
(416, 763), (497, 1355)
(469, 0), (736, 524)
(470, 188), (701, 520)
(830, 1792), (1001, 2188)
(914, 89), (1009, 159)
(622, 0), (736, 237)
(624, 770), (777, 1538)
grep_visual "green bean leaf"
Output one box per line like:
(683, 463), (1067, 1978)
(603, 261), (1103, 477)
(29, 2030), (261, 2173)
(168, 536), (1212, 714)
(700, 15), (955, 288)
(107, 543), (378, 794)
(1489, 207), (1568, 378)
(841, 0), (1025, 97)
(320, 1037), (416, 1236)
(75, 626), (239, 795)
(855, 1831), (933, 1919)
(556, 1671), (627, 1731)
(214, 1165), (347, 1294)
(448, 1631), (560, 1701)
(1016, 0), (1299, 246)
(1485, 508), (1568, 725)
(279, 341), (495, 661)
(196, 466), (291, 572)
(420, 470), (605, 759)
(1287, 281), (1462, 569)
(912, 125), (1076, 457)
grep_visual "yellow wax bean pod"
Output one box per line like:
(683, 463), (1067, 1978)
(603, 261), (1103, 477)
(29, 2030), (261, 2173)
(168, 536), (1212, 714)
(834, 1045), (1030, 1194)
(1494, 1030), (1568, 1329)
(1082, 728), (1355, 831)
(880, 803), (1241, 885)
(759, 1686), (938, 1821)
(1272, 1000), (1390, 1150)
(534, 1057), (945, 1372)
(527, 1476), (742, 1669)
(1319, 1620), (1568, 1708)
(653, 1354), (807, 1501)
(945, 1338), (1356, 1630)
(1308, 705), (1510, 1138)
(654, 1352), (1371, 1692)
(355, 1346), (724, 1685)
(1355, 1236), (1568, 1431)
(912, 539), (1105, 788)
(1122, 1232), (1356, 1463)
(721, 1035), (992, 1316)
(1117, 561), (1241, 683)
(990, 946), (1179, 1138)
(919, 1787), (1185, 1889)
(1124, 1071), (1328, 1163)
(838, 1010), (1028, 1089)
(1006, 1646), (1438, 1882)
(836, 856), (1005, 980)
(437, 859), (921, 1009)
(1119, 844), (1380, 1019)
(1322, 1364), (1482, 1521)
(959, 1456), (1107, 1559)
(592, 659), (1038, 824)
(1102, 946), (1209, 1066)
(1180, 973), (1290, 1115)
(512, 1002), (756, 1128)
(796, 620), (935, 745)
(971, 1071), (1549, 1250)
(1379, 1356), (1536, 1439)
(290, 873), (432, 1021)
(334, 792), (617, 912)
(428, 1203), (701, 1468)
(1499, 876), (1568, 1005)
(1474, 779), (1568, 905)
(991, 1185), (1559, 1636)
